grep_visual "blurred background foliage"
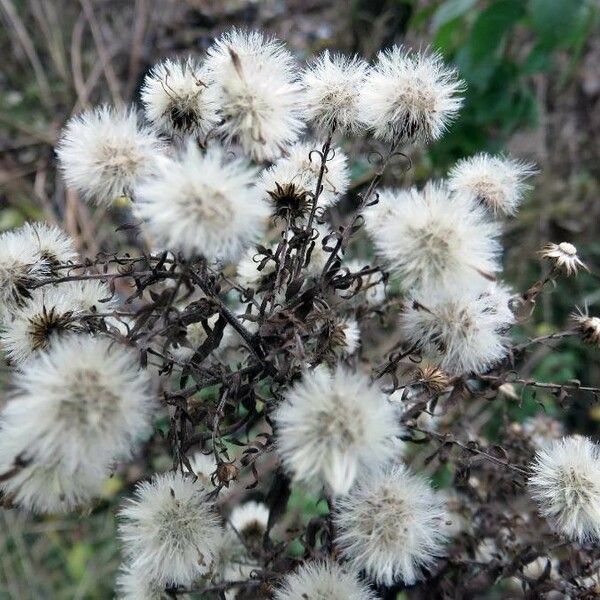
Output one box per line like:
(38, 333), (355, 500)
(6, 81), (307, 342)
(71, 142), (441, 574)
(1, 0), (600, 597)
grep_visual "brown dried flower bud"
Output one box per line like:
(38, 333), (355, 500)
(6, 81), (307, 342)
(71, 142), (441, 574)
(571, 310), (600, 347)
(411, 364), (451, 395)
(216, 461), (238, 487)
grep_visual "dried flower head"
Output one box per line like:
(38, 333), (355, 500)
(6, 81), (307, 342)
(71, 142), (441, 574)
(135, 142), (268, 261)
(56, 106), (163, 204)
(1, 280), (113, 365)
(260, 141), (350, 215)
(360, 45), (464, 143)
(410, 364), (451, 396)
(17, 222), (77, 269)
(529, 436), (600, 541)
(274, 365), (402, 495)
(141, 57), (218, 137)
(0, 335), (154, 512)
(540, 242), (588, 276)
(330, 316), (361, 356)
(205, 29), (303, 161)
(273, 560), (377, 600)
(119, 471), (223, 586)
(373, 182), (501, 292)
(448, 153), (535, 216)
(334, 464), (449, 585)
(301, 51), (369, 135)
(571, 308), (600, 347)
(400, 284), (514, 375)
(229, 501), (269, 552)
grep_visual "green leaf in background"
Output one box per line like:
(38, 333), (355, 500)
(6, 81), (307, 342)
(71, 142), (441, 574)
(432, 0), (478, 30)
(528, 0), (588, 49)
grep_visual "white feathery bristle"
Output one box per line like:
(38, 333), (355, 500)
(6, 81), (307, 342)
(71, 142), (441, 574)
(448, 153), (535, 216)
(529, 436), (600, 542)
(17, 222), (77, 267)
(362, 187), (410, 239)
(301, 50), (369, 135)
(0, 335), (154, 512)
(134, 142), (269, 262)
(335, 316), (361, 355)
(273, 560), (377, 600)
(373, 182), (501, 293)
(359, 45), (464, 143)
(188, 452), (218, 487)
(115, 563), (165, 600)
(204, 29), (303, 161)
(119, 471), (223, 586)
(334, 464), (449, 586)
(274, 365), (402, 495)
(56, 105), (164, 205)
(0, 229), (50, 314)
(141, 57), (218, 137)
(399, 284), (514, 375)
(260, 140), (350, 211)
(229, 501), (270, 543)
(1, 280), (114, 365)
(236, 244), (278, 291)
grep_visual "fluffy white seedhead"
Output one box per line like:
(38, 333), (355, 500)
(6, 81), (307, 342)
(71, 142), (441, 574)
(540, 242), (588, 276)
(119, 471), (223, 586)
(529, 436), (600, 542)
(1, 280), (114, 365)
(373, 182), (501, 293)
(273, 560), (376, 600)
(135, 142), (269, 261)
(17, 222), (77, 268)
(334, 464), (449, 586)
(204, 29), (303, 161)
(1, 334), (154, 470)
(301, 51), (369, 135)
(448, 153), (535, 216)
(260, 141), (350, 213)
(0, 229), (48, 316)
(400, 284), (514, 375)
(141, 57), (218, 137)
(360, 45), (464, 143)
(274, 365), (402, 495)
(56, 106), (164, 205)
(115, 563), (165, 600)
(362, 187), (410, 239)
(229, 501), (269, 552)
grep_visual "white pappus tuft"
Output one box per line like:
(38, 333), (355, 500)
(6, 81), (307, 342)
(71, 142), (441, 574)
(115, 563), (166, 600)
(300, 50), (369, 135)
(141, 57), (218, 137)
(119, 471), (223, 586)
(134, 142), (269, 262)
(528, 435), (600, 542)
(260, 140), (350, 213)
(273, 365), (402, 495)
(373, 182), (501, 293)
(399, 284), (514, 375)
(56, 106), (164, 205)
(1, 280), (114, 365)
(334, 464), (449, 586)
(228, 500), (270, 552)
(273, 560), (377, 600)
(360, 45), (464, 144)
(448, 153), (536, 216)
(17, 222), (77, 268)
(204, 29), (303, 161)
(0, 335), (155, 512)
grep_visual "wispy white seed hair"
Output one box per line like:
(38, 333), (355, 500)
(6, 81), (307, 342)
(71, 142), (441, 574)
(115, 563), (165, 600)
(540, 242), (588, 276)
(135, 142), (268, 261)
(360, 45), (464, 143)
(0, 228), (50, 314)
(400, 284), (513, 375)
(204, 29), (303, 161)
(56, 106), (164, 205)
(0, 334), (154, 468)
(333, 316), (361, 356)
(362, 187), (410, 239)
(260, 140), (350, 211)
(16, 222), (77, 267)
(229, 501), (269, 538)
(334, 464), (449, 586)
(141, 57), (218, 137)
(571, 308), (600, 347)
(274, 365), (402, 495)
(119, 471), (223, 586)
(373, 182), (501, 292)
(529, 436), (600, 542)
(1, 280), (114, 365)
(236, 244), (278, 291)
(273, 560), (377, 600)
(301, 51), (369, 135)
(448, 153), (535, 216)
